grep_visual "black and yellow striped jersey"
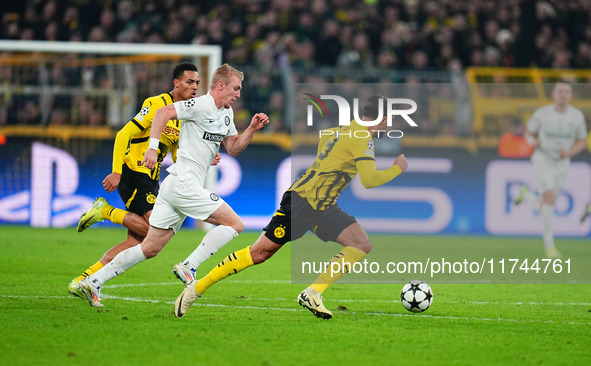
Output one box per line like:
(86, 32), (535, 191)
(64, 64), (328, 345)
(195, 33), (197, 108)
(290, 121), (378, 210)
(112, 92), (181, 181)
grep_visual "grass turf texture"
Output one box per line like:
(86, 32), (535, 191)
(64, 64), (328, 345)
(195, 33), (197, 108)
(1, 226), (590, 366)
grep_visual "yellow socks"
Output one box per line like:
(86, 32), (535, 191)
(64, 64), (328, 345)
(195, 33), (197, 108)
(195, 246), (254, 295)
(75, 261), (104, 282)
(101, 205), (127, 225)
(310, 246), (367, 294)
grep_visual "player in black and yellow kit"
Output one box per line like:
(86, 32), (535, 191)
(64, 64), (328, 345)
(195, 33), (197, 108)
(68, 63), (206, 298)
(174, 96), (408, 319)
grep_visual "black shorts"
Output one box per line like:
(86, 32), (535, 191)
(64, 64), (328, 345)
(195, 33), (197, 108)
(117, 164), (159, 216)
(263, 191), (357, 245)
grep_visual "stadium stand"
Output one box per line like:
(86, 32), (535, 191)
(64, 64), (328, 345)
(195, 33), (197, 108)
(1, 0), (590, 138)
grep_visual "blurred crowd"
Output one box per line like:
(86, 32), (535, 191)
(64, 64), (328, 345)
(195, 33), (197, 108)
(3, 0), (590, 69)
(1, 0), (590, 134)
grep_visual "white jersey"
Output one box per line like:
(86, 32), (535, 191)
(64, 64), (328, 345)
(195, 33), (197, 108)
(527, 104), (587, 160)
(168, 92), (238, 186)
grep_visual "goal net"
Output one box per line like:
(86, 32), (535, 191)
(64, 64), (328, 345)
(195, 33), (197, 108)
(0, 40), (221, 128)
(0, 40), (221, 228)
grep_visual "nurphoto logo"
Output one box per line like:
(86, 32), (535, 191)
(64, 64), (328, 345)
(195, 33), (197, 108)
(302, 93), (418, 139)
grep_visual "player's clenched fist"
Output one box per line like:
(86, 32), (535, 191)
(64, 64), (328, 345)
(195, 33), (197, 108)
(394, 154), (408, 172)
(142, 148), (158, 170)
(250, 113), (270, 131)
(211, 153), (221, 166)
(102, 172), (121, 193)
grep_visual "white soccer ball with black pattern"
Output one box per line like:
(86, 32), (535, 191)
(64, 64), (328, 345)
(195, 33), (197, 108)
(400, 280), (433, 313)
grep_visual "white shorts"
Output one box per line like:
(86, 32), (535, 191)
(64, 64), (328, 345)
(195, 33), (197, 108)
(149, 173), (224, 233)
(531, 151), (569, 196)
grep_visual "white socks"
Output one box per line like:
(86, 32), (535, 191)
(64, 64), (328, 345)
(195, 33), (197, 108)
(541, 204), (555, 250)
(86, 244), (147, 288)
(181, 225), (239, 271)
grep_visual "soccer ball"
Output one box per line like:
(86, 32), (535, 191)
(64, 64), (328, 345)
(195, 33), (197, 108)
(400, 280), (433, 313)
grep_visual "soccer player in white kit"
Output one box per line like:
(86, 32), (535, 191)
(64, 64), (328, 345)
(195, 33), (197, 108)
(515, 80), (587, 258)
(79, 64), (270, 307)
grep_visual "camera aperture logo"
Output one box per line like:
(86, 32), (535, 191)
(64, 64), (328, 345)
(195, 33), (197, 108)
(302, 93), (418, 139)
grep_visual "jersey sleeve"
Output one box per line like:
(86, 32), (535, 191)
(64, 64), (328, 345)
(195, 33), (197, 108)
(131, 96), (163, 131)
(174, 97), (204, 123)
(111, 97), (161, 173)
(226, 120), (238, 137)
(350, 135), (376, 163)
(356, 159), (402, 189)
(526, 109), (542, 134)
(112, 122), (140, 173)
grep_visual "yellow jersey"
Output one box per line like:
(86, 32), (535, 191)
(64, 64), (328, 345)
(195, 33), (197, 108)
(290, 121), (379, 210)
(112, 92), (181, 181)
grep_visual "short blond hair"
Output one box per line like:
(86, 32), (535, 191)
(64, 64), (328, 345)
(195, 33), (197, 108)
(210, 63), (244, 90)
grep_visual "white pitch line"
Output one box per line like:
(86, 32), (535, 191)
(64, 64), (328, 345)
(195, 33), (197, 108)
(102, 280), (291, 288)
(100, 283), (591, 307)
(100, 293), (591, 326)
(2, 294), (589, 325)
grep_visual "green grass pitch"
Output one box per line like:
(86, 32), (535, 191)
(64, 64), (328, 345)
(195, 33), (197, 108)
(1, 226), (590, 365)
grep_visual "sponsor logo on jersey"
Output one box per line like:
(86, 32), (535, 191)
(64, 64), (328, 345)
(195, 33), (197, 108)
(203, 131), (224, 142)
(163, 125), (180, 137)
(210, 193), (220, 201)
(225, 116), (231, 126)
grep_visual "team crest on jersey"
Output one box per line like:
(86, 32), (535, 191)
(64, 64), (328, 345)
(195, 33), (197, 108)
(140, 106), (150, 116)
(225, 116), (230, 126)
(274, 225), (286, 238)
(146, 193), (156, 204)
(210, 193), (220, 201)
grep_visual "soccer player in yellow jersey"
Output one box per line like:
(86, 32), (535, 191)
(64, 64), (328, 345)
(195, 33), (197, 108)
(68, 63), (204, 298)
(174, 95), (408, 319)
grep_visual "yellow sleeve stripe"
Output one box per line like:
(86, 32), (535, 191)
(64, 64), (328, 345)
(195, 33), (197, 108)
(131, 118), (145, 131)
(355, 157), (375, 162)
(273, 212), (286, 217)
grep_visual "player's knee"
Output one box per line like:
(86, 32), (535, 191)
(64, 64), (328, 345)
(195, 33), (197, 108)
(352, 238), (372, 254)
(141, 242), (161, 259)
(232, 218), (244, 234)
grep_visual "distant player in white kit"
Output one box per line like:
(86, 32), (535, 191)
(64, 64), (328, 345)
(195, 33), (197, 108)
(79, 64), (270, 307)
(514, 80), (587, 258)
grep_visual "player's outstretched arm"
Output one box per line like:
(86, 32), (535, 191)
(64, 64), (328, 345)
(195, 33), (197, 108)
(356, 154), (408, 189)
(142, 104), (177, 169)
(223, 113), (269, 156)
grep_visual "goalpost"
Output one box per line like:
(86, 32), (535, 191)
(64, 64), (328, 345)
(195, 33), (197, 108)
(0, 40), (221, 128)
